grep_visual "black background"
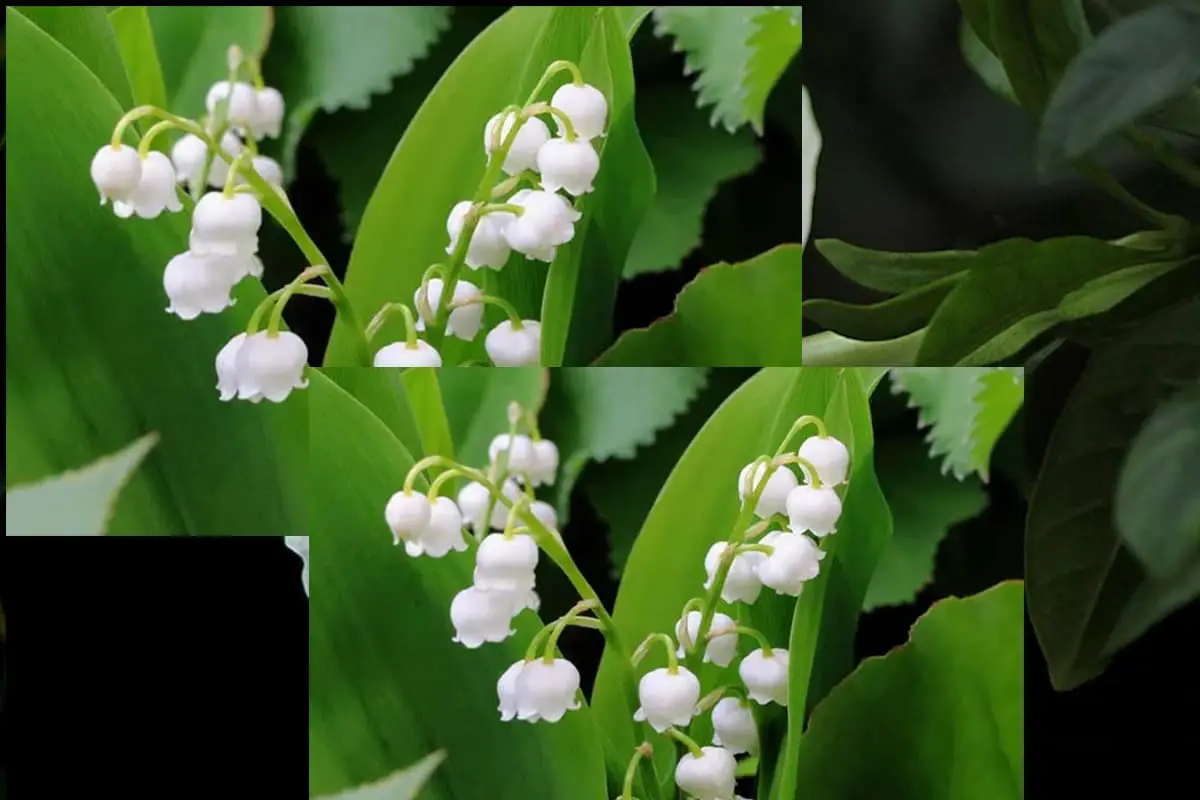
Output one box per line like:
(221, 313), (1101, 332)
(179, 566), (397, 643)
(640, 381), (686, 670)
(0, 537), (308, 796)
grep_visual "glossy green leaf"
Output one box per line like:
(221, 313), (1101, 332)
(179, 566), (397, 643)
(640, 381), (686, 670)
(308, 370), (607, 800)
(651, 6), (802, 134)
(813, 239), (974, 294)
(314, 752), (446, 800)
(109, 6), (168, 112)
(795, 582), (1024, 797)
(541, 367), (709, 521)
(890, 367), (1025, 481)
(437, 368), (548, 470)
(802, 274), (961, 342)
(623, 84), (761, 277)
(1038, 2), (1200, 169)
(265, 6), (453, 178)
(1027, 298), (1200, 690)
(18, 6), (134, 108)
(987, 0), (1082, 118)
(959, 17), (1016, 102)
(917, 236), (1159, 365)
(5, 7), (307, 535)
(1116, 381), (1200, 579)
(320, 369), (426, 459)
(146, 6), (272, 119)
(615, 7), (654, 38)
(771, 369), (892, 800)
(864, 438), (988, 610)
(6, 434), (158, 536)
(801, 330), (925, 367)
(596, 245), (803, 366)
(325, 7), (654, 368)
(402, 369), (456, 461)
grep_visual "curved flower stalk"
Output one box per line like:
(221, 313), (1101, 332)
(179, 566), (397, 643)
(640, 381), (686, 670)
(368, 60), (610, 368)
(385, 400), (851, 800)
(801, 85), (821, 250)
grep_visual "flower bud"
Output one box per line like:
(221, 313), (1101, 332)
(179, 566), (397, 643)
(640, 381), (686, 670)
(206, 80), (258, 129)
(488, 433), (537, 474)
(529, 439), (560, 487)
(250, 86), (285, 140)
(797, 434), (850, 487)
(549, 82), (608, 139)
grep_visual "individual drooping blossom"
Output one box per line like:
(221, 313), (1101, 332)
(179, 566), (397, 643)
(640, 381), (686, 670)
(369, 59), (609, 367)
(711, 697), (758, 755)
(632, 634), (702, 732)
(370, 302), (444, 367)
(739, 646), (791, 706)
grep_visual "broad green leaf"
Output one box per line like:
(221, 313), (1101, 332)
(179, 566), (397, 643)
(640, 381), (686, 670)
(590, 368), (837, 793)
(541, 367), (709, 521)
(864, 438), (989, 610)
(986, 0), (1082, 118)
(651, 6), (802, 134)
(265, 6), (453, 178)
(770, 369), (893, 800)
(308, 371), (607, 800)
(1115, 381), (1200, 579)
(813, 239), (975, 294)
(6, 434), (158, 536)
(889, 367), (1025, 481)
(1038, 2), (1200, 169)
(801, 330), (925, 368)
(324, 7), (654, 368)
(313, 752), (446, 800)
(959, 16), (1015, 102)
(802, 274), (961, 342)
(6, 8), (307, 535)
(795, 582), (1024, 797)
(615, 6), (654, 38)
(596, 245), (803, 366)
(437, 368), (548, 470)
(402, 369), (456, 462)
(109, 6), (168, 112)
(1027, 298), (1200, 690)
(917, 236), (1161, 365)
(146, 6), (272, 119)
(623, 84), (761, 277)
(585, 370), (756, 577)
(320, 369), (426, 459)
(309, 7), (504, 241)
(17, 6), (134, 108)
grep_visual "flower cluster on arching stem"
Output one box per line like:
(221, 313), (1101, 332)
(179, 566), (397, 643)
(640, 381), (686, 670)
(371, 60), (608, 368)
(90, 43), (320, 404)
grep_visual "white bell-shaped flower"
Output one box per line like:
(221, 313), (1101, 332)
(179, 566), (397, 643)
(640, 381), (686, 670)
(216, 333), (250, 402)
(163, 251), (238, 320)
(634, 666), (701, 733)
(190, 192), (262, 256)
(374, 339), (443, 367)
(757, 531), (823, 596)
(675, 746), (737, 800)
(488, 433), (537, 475)
(284, 535), (309, 597)
(250, 86), (285, 140)
(457, 481), (491, 533)
(233, 330), (309, 403)
(529, 439), (559, 487)
(474, 532), (539, 594)
(703, 542), (767, 606)
(450, 586), (516, 648)
(486, 320), (542, 366)
(497, 660), (528, 721)
(786, 484), (843, 537)
(738, 461), (799, 519)
(549, 82), (608, 140)
(90, 144), (142, 205)
(384, 489), (433, 547)
(796, 435), (851, 487)
(514, 658), (582, 723)
(484, 111), (550, 175)
(711, 697), (758, 755)
(206, 80), (258, 129)
(113, 151), (183, 219)
(414, 278), (485, 341)
(537, 137), (600, 196)
(502, 190), (581, 262)
(446, 201), (513, 270)
(207, 249), (264, 284)
(238, 154), (283, 187)
(207, 131), (248, 188)
(739, 647), (790, 706)
(676, 611), (739, 668)
(400, 496), (468, 558)
(529, 500), (560, 541)
(171, 131), (245, 191)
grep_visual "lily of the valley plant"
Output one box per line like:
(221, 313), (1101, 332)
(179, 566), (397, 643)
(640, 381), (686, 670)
(383, 403), (849, 800)
(91, 45), (610, 395)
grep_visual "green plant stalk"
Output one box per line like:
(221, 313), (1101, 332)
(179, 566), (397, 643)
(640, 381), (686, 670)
(1126, 129), (1200, 191)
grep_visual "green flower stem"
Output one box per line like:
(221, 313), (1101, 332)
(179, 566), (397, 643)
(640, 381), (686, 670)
(695, 686), (729, 714)
(403, 455), (461, 494)
(664, 727), (704, 759)
(542, 599), (601, 663)
(482, 202), (525, 216)
(676, 597), (706, 653)
(525, 60), (584, 105)
(426, 467), (470, 500)
(499, 495), (530, 540)
(137, 119), (179, 157)
(714, 625), (773, 656)
(631, 632), (680, 672)
(776, 414), (827, 454)
(621, 743), (654, 800)
(365, 302), (419, 345)
(473, 295), (524, 329)
(775, 454), (821, 488)
(267, 265), (329, 336)
(247, 285), (333, 335)
(736, 543), (775, 557)
(523, 101), (578, 141)
(223, 151), (251, 197)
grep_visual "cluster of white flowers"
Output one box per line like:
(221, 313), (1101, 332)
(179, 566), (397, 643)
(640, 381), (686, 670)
(373, 65), (608, 369)
(627, 424), (850, 800)
(285, 536), (309, 597)
(90, 46), (314, 404)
